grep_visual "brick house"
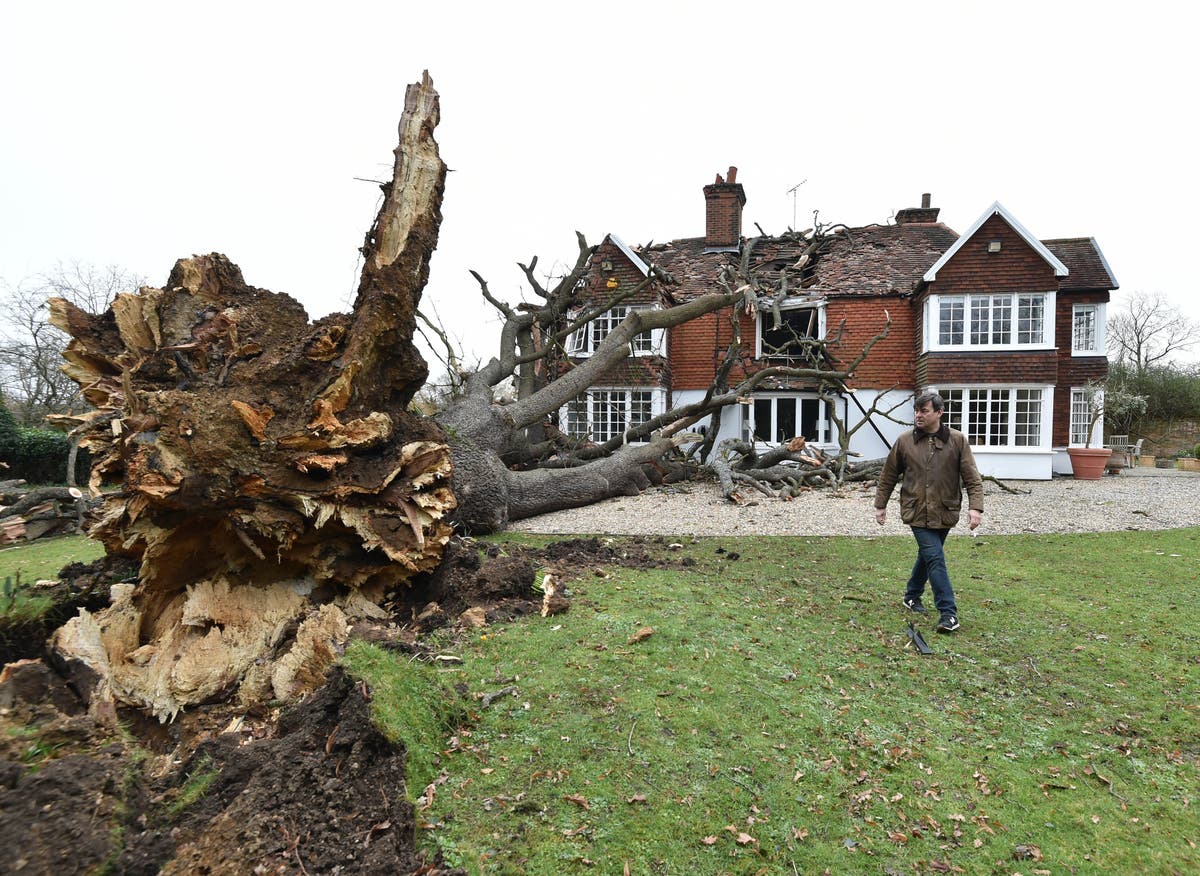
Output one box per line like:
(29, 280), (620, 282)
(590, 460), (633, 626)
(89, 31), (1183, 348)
(561, 169), (1118, 479)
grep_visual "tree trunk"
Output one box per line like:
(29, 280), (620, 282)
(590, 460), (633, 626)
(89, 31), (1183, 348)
(47, 74), (455, 721)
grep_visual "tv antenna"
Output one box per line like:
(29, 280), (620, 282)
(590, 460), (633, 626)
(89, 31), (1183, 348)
(786, 180), (807, 231)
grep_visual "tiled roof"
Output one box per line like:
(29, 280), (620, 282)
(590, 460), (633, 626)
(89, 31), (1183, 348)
(1043, 238), (1119, 290)
(792, 223), (958, 296)
(637, 222), (959, 301)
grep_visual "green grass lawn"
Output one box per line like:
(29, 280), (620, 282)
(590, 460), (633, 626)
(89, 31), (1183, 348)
(348, 529), (1200, 875)
(0, 533), (104, 619)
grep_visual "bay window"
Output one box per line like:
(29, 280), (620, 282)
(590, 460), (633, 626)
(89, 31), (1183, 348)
(564, 388), (658, 443)
(940, 387), (1048, 448)
(749, 395), (830, 444)
(927, 292), (1055, 351)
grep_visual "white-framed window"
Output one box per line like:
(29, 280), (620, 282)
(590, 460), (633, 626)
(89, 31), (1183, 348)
(757, 305), (825, 359)
(926, 292), (1055, 351)
(1071, 303), (1105, 355)
(1069, 387), (1095, 446)
(747, 395), (830, 445)
(939, 386), (1050, 448)
(563, 388), (660, 443)
(567, 306), (662, 357)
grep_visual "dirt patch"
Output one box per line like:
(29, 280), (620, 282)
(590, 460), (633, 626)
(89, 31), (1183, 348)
(0, 535), (676, 874)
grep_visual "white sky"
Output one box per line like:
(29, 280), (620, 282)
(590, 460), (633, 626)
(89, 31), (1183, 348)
(2, 1), (1196, 369)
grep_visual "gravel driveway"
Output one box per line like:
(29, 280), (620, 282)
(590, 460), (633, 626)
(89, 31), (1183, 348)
(508, 470), (1200, 537)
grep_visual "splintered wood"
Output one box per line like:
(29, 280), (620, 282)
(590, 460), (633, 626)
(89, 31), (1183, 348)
(47, 73), (455, 721)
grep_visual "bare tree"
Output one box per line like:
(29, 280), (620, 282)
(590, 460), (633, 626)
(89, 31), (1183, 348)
(0, 262), (144, 425)
(1108, 292), (1198, 373)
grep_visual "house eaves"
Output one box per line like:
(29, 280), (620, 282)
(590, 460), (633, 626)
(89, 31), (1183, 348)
(608, 234), (652, 277)
(922, 201), (1068, 282)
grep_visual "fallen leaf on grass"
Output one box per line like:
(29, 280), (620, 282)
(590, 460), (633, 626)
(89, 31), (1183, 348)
(626, 794), (647, 804)
(792, 827), (809, 841)
(628, 627), (655, 644)
(1014, 843), (1044, 861)
(700, 836), (718, 846)
(735, 832), (757, 846)
(564, 793), (590, 810)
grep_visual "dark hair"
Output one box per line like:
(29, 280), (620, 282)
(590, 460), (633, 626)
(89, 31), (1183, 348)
(913, 390), (945, 412)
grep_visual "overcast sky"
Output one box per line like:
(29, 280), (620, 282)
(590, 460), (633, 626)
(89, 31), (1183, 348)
(2, 1), (1196, 368)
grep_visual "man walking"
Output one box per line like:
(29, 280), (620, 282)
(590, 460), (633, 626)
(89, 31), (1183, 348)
(874, 391), (983, 633)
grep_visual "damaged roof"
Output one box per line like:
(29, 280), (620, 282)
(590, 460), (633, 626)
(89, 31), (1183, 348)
(638, 220), (960, 301)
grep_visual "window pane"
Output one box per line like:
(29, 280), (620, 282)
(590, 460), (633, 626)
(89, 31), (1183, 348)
(565, 397), (588, 437)
(966, 390), (989, 444)
(939, 298), (964, 345)
(592, 307), (628, 350)
(753, 399), (772, 442)
(630, 391), (652, 428)
(600, 390), (629, 443)
(775, 398), (797, 442)
(1014, 389), (1041, 446)
(1018, 295), (1043, 344)
(1073, 306), (1096, 351)
(969, 297), (990, 345)
(1070, 389), (1091, 445)
(991, 295), (1012, 344)
(800, 398), (820, 442)
(941, 390), (963, 432)
(988, 392), (1010, 445)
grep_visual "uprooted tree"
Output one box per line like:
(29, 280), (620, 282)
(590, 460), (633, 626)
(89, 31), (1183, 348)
(42, 73), (896, 721)
(47, 75), (454, 721)
(435, 221), (903, 519)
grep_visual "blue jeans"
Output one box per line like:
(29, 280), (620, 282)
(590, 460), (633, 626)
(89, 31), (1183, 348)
(905, 527), (957, 616)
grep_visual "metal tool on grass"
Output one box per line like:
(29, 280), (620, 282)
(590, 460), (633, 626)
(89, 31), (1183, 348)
(906, 622), (932, 655)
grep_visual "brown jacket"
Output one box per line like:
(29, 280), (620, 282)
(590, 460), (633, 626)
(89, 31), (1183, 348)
(874, 424), (984, 529)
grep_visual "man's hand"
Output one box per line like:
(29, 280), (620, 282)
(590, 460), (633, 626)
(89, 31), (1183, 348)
(968, 510), (982, 530)
(875, 508), (887, 526)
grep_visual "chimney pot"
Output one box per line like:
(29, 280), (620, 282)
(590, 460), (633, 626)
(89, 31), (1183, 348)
(921, 193), (931, 208)
(727, 166), (738, 183)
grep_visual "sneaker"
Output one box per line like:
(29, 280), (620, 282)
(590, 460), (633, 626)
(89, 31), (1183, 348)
(936, 613), (960, 634)
(902, 597), (928, 614)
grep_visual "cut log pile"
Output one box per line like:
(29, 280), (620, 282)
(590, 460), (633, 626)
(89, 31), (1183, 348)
(0, 480), (97, 543)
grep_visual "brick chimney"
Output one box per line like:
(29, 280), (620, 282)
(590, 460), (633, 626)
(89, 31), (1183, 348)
(703, 166), (746, 250)
(895, 192), (940, 225)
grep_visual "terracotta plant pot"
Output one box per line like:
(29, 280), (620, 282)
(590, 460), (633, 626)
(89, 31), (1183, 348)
(1138, 455), (1156, 467)
(1066, 447), (1112, 480)
(1178, 457), (1200, 472)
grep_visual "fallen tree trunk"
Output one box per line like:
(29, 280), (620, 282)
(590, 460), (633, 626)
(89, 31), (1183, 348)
(0, 486), (94, 543)
(46, 74), (456, 721)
